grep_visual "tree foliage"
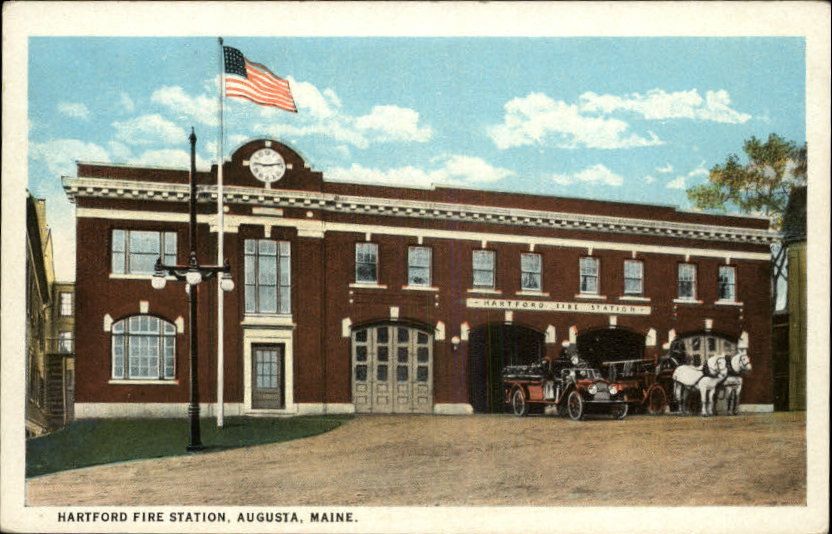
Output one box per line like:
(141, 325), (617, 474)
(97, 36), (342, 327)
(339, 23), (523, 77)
(687, 133), (806, 230)
(687, 133), (807, 309)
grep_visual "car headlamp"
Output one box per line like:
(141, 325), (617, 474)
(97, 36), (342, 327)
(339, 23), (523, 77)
(570, 355), (579, 365)
(588, 384), (598, 395)
(608, 385), (618, 396)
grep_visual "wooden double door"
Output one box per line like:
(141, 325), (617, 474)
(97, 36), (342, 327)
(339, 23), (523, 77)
(351, 324), (433, 413)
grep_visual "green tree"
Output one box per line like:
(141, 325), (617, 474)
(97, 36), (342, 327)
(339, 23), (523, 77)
(687, 133), (807, 308)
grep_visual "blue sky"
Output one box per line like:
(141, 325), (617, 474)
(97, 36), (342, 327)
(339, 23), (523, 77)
(28, 37), (805, 281)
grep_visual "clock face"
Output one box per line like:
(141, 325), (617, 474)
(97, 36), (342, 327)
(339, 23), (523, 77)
(249, 148), (286, 183)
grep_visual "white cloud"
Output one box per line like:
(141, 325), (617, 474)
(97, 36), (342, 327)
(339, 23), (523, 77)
(57, 102), (90, 120)
(666, 176), (686, 190)
(666, 161), (709, 190)
(30, 139), (110, 176)
(151, 85), (218, 126)
(326, 155), (514, 188)
(112, 114), (187, 146)
(488, 92), (662, 150)
(131, 148), (210, 170)
(656, 163), (673, 174)
(287, 77), (340, 119)
(644, 175), (656, 184)
(354, 105), (432, 143)
(119, 92), (135, 114)
(579, 88), (751, 124)
(107, 140), (133, 161)
(550, 164), (624, 187)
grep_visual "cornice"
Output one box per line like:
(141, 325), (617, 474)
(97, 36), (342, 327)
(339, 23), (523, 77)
(62, 177), (777, 245)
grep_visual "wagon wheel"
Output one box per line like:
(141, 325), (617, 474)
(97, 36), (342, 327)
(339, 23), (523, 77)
(610, 403), (628, 420)
(567, 391), (584, 421)
(646, 385), (667, 415)
(511, 388), (530, 417)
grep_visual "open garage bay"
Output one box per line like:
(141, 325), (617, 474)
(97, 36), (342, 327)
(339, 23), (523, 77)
(27, 413), (805, 506)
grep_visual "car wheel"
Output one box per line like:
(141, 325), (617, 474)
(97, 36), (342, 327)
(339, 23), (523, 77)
(611, 403), (628, 420)
(646, 385), (667, 415)
(567, 391), (584, 421)
(511, 388), (530, 417)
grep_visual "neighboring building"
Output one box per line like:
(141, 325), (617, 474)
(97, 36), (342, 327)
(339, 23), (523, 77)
(63, 139), (777, 418)
(25, 193), (75, 436)
(782, 186), (807, 411)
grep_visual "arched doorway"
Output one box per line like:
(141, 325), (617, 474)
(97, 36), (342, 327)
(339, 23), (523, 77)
(576, 327), (646, 370)
(351, 323), (433, 414)
(468, 324), (544, 413)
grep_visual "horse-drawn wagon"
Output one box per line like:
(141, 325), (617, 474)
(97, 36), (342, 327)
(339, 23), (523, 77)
(602, 358), (675, 415)
(502, 354), (630, 420)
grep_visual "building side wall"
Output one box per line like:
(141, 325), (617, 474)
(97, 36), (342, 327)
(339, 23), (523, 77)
(787, 242), (806, 410)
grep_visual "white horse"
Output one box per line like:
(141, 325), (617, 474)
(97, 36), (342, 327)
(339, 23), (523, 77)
(718, 351), (752, 415)
(672, 355), (728, 416)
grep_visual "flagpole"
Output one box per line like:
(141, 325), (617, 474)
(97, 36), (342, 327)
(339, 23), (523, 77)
(216, 37), (226, 428)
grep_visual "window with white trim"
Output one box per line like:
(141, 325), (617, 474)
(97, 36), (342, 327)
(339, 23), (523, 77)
(355, 243), (378, 283)
(112, 229), (177, 275)
(472, 250), (495, 289)
(677, 263), (697, 300)
(520, 253), (541, 291)
(245, 239), (291, 314)
(623, 260), (644, 295)
(58, 331), (73, 353)
(579, 257), (599, 294)
(59, 292), (73, 316)
(718, 265), (736, 301)
(111, 315), (175, 380)
(408, 246), (432, 286)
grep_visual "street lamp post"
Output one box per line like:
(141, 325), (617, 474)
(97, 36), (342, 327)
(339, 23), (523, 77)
(151, 127), (234, 452)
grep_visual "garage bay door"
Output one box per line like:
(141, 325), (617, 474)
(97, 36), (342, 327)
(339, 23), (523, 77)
(352, 324), (433, 414)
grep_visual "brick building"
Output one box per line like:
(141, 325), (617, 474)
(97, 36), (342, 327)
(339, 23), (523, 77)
(64, 139), (776, 417)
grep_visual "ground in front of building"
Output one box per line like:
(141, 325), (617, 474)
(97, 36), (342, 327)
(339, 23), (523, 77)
(26, 412), (805, 506)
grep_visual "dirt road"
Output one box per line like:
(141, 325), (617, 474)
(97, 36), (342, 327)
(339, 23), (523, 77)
(27, 412), (805, 506)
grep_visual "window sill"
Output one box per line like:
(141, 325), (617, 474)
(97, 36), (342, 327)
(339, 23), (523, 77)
(574, 293), (606, 300)
(467, 288), (502, 294)
(715, 300), (744, 307)
(109, 273), (176, 281)
(241, 315), (295, 327)
(619, 295), (650, 302)
(109, 379), (178, 385)
(515, 290), (550, 298)
(673, 298), (703, 304)
(349, 282), (388, 289)
(402, 285), (439, 292)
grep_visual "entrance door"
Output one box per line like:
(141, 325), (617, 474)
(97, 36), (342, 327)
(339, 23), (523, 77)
(678, 334), (736, 367)
(352, 325), (433, 414)
(252, 344), (284, 409)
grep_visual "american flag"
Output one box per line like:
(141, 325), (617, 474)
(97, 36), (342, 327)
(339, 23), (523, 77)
(223, 46), (297, 112)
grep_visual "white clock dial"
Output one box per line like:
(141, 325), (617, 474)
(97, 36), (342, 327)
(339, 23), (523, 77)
(249, 148), (286, 183)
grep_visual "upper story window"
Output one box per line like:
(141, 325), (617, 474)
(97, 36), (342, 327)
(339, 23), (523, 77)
(623, 260), (644, 295)
(245, 239), (291, 314)
(111, 315), (176, 380)
(520, 253), (541, 291)
(579, 257), (599, 294)
(408, 246), (432, 287)
(718, 265), (736, 301)
(112, 229), (177, 275)
(472, 250), (495, 289)
(58, 331), (73, 354)
(677, 263), (697, 300)
(355, 243), (379, 283)
(59, 292), (73, 316)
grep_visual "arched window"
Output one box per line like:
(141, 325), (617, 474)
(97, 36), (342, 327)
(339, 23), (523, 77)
(111, 315), (176, 380)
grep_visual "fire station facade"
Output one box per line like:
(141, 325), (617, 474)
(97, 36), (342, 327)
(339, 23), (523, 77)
(65, 139), (776, 417)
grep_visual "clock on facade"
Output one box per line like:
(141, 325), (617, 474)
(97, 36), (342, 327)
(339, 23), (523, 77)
(248, 147), (286, 183)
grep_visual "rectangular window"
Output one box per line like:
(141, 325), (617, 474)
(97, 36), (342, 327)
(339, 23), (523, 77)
(355, 243), (378, 283)
(112, 229), (177, 275)
(579, 257), (599, 294)
(245, 239), (291, 314)
(678, 263), (697, 300)
(59, 292), (73, 316)
(718, 265), (736, 301)
(408, 246), (432, 286)
(520, 253), (541, 291)
(58, 331), (73, 353)
(472, 250), (495, 289)
(623, 260), (644, 295)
